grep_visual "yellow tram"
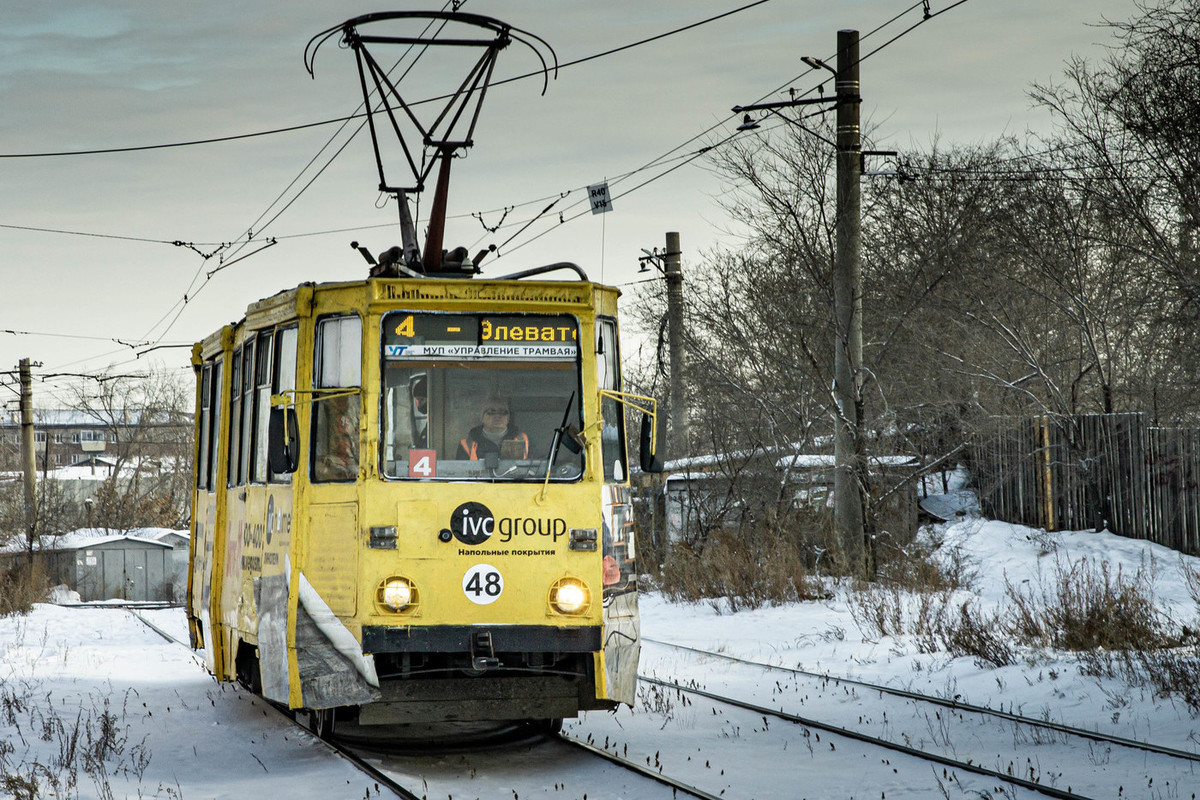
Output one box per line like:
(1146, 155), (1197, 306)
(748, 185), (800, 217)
(186, 266), (653, 734)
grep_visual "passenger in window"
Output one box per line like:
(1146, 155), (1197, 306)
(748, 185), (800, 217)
(318, 395), (359, 480)
(457, 396), (529, 461)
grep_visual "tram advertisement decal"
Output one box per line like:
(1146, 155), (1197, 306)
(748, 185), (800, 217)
(383, 312), (578, 360)
(447, 501), (566, 555)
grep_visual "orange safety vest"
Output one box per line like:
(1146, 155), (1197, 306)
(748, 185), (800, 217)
(460, 431), (529, 460)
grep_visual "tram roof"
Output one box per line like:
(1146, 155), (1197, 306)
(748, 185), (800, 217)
(250, 275), (618, 323)
(195, 275), (621, 358)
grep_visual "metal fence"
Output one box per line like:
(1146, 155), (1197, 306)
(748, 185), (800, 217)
(970, 413), (1200, 555)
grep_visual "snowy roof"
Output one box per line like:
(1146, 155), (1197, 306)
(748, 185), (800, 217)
(775, 454), (920, 469)
(662, 447), (920, 474)
(1, 457), (181, 483)
(918, 491), (979, 521)
(0, 527), (186, 554)
(58, 534), (173, 551)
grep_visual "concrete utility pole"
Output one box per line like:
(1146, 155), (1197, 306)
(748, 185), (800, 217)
(19, 358), (37, 554)
(732, 29), (875, 571)
(832, 30), (865, 571)
(664, 231), (688, 459)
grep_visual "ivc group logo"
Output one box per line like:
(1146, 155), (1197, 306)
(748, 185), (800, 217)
(450, 502), (495, 545)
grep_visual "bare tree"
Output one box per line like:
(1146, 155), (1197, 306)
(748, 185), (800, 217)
(1027, 0), (1200, 422)
(70, 370), (193, 532)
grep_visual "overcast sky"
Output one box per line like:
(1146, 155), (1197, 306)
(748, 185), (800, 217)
(1, 0), (1137, 407)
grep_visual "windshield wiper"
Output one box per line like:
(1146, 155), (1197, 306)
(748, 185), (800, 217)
(539, 391), (579, 496)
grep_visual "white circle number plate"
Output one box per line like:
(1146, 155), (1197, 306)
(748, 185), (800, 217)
(462, 564), (504, 605)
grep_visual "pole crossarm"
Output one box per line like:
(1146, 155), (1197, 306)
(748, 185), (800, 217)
(732, 96), (840, 113)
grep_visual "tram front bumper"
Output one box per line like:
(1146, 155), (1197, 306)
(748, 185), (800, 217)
(361, 623), (601, 654)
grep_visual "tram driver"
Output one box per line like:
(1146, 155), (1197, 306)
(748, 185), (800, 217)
(457, 395), (529, 461)
(410, 375), (428, 448)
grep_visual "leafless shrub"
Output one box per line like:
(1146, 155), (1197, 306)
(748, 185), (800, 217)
(1004, 555), (1168, 652)
(872, 531), (973, 594)
(844, 530), (1017, 666)
(1127, 646), (1200, 714)
(940, 600), (1015, 667)
(1097, 558), (1200, 714)
(996, 553), (1200, 712)
(846, 582), (907, 640)
(658, 525), (825, 612)
(845, 580), (954, 650)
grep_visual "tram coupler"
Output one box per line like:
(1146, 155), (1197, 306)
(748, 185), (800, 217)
(470, 629), (500, 671)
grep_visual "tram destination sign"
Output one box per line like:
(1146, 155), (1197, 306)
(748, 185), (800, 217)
(383, 312), (578, 361)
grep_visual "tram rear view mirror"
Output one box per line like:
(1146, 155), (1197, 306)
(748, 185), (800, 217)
(268, 407), (300, 474)
(639, 413), (664, 474)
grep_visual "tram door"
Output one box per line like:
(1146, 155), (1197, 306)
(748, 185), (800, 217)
(596, 317), (638, 704)
(305, 314), (363, 618)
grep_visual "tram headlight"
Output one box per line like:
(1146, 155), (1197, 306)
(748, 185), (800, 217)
(549, 578), (590, 615)
(377, 576), (416, 612)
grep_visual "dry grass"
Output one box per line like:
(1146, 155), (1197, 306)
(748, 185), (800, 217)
(0, 563), (48, 618)
(653, 516), (1200, 712)
(658, 526), (825, 612)
(845, 535), (1188, 672)
(0, 686), (156, 800)
(1099, 558), (1200, 713)
(1004, 555), (1169, 652)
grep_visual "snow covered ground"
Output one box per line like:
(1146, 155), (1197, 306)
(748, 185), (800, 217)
(2, 513), (1198, 799)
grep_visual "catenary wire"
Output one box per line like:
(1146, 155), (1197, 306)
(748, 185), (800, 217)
(0, 0), (779, 162)
(126, 0), (793, 354)
(17, 0), (965, 379)
(0, 0), (898, 254)
(131, 3), (468, 350)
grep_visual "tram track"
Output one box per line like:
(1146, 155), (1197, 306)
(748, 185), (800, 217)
(125, 607), (1192, 798)
(641, 637), (1200, 799)
(127, 609), (423, 799)
(128, 608), (701, 799)
(556, 733), (727, 800)
(638, 673), (1094, 800)
(646, 636), (1200, 764)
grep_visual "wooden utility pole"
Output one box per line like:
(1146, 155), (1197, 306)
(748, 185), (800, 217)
(664, 231), (688, 459)
(832, 30), (865, 571)
(19, 358), (38, 554)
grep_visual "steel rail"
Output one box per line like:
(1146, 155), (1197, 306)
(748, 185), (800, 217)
(557, 734), (727, 800)
(320, 743), (424, 800)
(645, 636), (1200, 763)
(640, 674), (1098, 800)
(126, 610), (421, 800)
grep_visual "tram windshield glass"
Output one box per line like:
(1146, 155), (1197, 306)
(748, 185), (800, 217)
(380, 311), (584, 481)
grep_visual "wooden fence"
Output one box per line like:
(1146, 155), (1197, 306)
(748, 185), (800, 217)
(970, 413), (1200, 556)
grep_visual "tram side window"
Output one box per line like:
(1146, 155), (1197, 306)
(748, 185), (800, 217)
(197, 363), (213, 491)
(251, 331), (273, 484)
(597, 317), (627, 483)
(227, 345), (243, 488)
(208, 361), (222, 490)
(312, 316), (362, 482)
(237, 341), (255, 485)
(268, 326), (297, 484)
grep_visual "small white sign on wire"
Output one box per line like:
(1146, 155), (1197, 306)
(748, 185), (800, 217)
(588, 182), (613, 214)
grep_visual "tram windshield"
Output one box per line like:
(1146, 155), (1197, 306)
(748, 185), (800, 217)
(380, 311), (584, 481)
